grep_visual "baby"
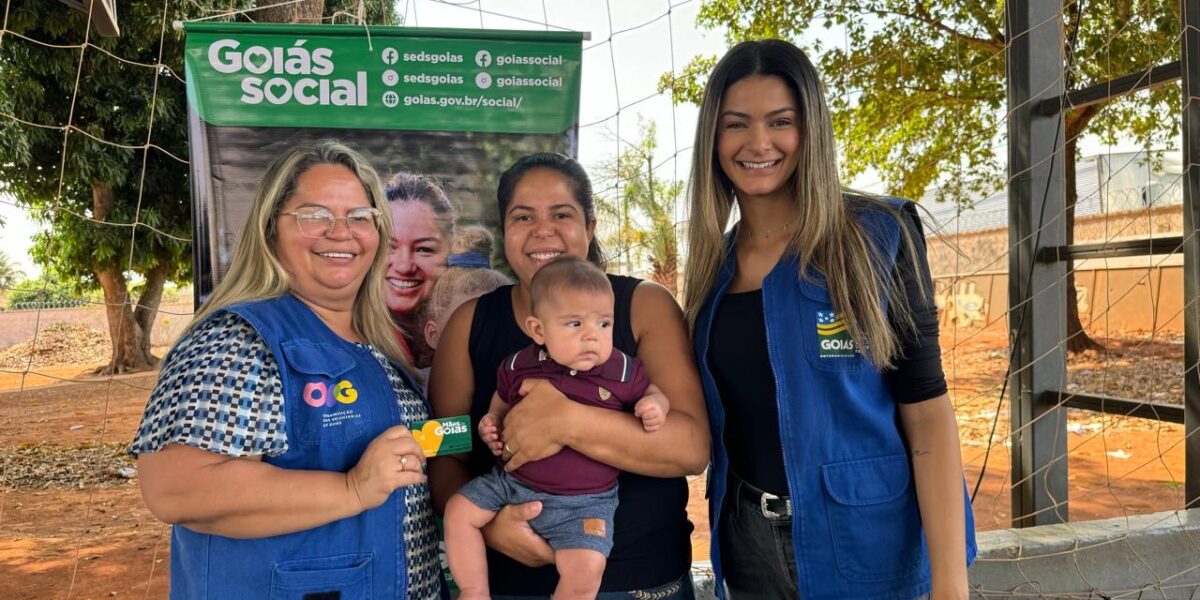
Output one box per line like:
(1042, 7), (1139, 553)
(419, 225), (511, 353)
(444, 256), (669, 600)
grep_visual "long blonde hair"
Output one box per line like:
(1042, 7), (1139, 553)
(188, 140), (413, 374)
(683, 39), (917, 369)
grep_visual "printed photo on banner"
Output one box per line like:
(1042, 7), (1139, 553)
(185, 23), (583, 368)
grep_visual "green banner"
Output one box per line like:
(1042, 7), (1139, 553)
(184, 23), (582, 134)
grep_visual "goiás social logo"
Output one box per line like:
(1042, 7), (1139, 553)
(207, 39), (367, 106)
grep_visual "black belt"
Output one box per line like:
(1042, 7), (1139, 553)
(733, 471), (792, 518)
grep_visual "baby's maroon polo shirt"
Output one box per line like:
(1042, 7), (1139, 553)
(495, 344), (650, 495)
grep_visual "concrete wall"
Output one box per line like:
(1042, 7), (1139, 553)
(926, 204), (1183, 279)
(934, 263), (1186, 336)
(0, 303), (195, 349)
(928, 205), (1187, 335)
(690, 509), (1200, 598)
(969, 509), (1200, 598)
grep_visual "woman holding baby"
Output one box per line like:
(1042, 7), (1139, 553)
(428, 152), (709, 599)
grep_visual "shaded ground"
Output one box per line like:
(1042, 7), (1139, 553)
(945, 325), (1186, 531)
(0, 324), (1190, 598)
(0, 372), (169, 600)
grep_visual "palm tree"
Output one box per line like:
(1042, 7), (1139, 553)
(595, 121), (682, 296)
(0, 250), (25, 289)
(0, 250), (26, 308)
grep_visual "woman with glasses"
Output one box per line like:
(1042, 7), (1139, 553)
(131, 140), (444, 599)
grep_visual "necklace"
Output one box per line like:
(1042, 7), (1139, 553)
(743, 220), (790, 240)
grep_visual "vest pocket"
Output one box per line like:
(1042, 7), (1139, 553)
(821, 454), (924, 582)
(797, 280), (872, 372)
(281, 342), (373, 446)
(270, 553), (373, 600)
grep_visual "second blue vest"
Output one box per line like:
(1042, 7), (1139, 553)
(694, 198), (978, 600)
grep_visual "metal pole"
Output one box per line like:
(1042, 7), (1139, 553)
(1006, 0), (1070, 526)
(1181, 0), (1200, 506)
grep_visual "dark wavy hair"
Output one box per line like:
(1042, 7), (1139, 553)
(496, 153), (605, 266)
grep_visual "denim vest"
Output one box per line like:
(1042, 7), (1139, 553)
(694, 199), (977, 599)
(170, 294), (416, 599)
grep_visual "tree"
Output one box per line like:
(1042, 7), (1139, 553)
(0, 252), (24, 291)
(254, 0), (326, 23)
(0, 1), (204, 373)
(595, 121), (683, 296)
(252, 0), (397, 25)
(0, 1), (397, 373)
(661, 0), (1180, 353)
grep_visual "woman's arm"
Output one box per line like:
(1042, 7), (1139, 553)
(426, 297), (554, 567)
(426, 297), (479, 515)
(138, 425), (426, 539)
(899, 394), (969, 600)
(502, 281), (710, 477)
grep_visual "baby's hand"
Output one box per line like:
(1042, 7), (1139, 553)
(634, 388), (669, 433)
(479, 413), (504, 456)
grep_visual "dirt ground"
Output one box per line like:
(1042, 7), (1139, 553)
(0, 325), (1189, 599)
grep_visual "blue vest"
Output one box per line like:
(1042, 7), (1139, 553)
(693, 199), (977, 599)
(170, 294), (419, 599)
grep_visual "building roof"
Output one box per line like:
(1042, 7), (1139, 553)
(919, 151), (1182, 236)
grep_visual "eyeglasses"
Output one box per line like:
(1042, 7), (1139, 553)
(282, 206), (383, 239)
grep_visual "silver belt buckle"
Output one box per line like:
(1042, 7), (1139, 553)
(759, 491), (792, 518)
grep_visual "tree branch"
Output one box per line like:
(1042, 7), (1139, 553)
(1065, 103), (1102, 141)
(838, 1), (1005, 54)
(135, 265), (167, 334)
(964, 3), (1004, 42)
(887, 84), (991, 103)
(909, 1), (1005, 54)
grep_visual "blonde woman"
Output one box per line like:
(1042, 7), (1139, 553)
(131, 141), (443, 599)
(684, 40), (976, 599)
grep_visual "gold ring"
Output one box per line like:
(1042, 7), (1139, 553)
(400, 456), (408, 467)
(504, 443), (515, 455)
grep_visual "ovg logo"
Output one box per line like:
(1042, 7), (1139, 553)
(816, 311), (857, 358)
(303, 380), (359, 407)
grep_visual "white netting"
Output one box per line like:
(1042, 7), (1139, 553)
(0, 0), (1195, 597)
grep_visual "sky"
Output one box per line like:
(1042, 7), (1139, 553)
(0, 0), (730, 281)
(0, 197), (39, 280)
(0, 0), (1163, 281)
(392, 0), (731, 205)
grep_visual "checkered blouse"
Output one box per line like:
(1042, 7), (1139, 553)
(130, 312), (442, 599)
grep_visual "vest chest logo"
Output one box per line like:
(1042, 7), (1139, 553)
(816, 311), (858, 357)
(302, 379), (359, 407)
(598, 386), (612, 401)
(302, 379), (364, 432)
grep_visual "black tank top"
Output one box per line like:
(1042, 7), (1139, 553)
(467, 274), (693, 594)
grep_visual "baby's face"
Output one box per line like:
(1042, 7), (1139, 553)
(534, 289), (615, 371)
